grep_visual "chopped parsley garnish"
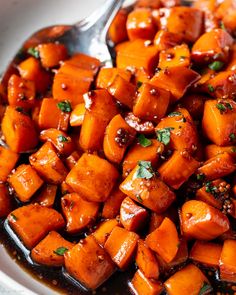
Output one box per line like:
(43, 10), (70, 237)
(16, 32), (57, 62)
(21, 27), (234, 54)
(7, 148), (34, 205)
(198, 281), (213, 295)
(136, 194), (143, 203)
(138, 134), (152, 147)
(229, 133), (236, 142)
(27, 47), (40, 59)
(205, 181), (218, 196)
(58, 135), (68, 143)
(220, 21), (226, 31)
(232, 147), (236, 153)
(196, 173), (205, 181)
(10, 213), (18, 221)
(156, 127), (174, 145)
(208, 61), (224, 71)
(135, 161), (155, 180)
(216, 102), (233, 114)
(168, 111), (181, 117)
(15, 107), (24, 113)
(57, 100), (72, 113)
(207, 84), (214, 93)
(53, 247), (69, 256)
(137, 81), (143, 89)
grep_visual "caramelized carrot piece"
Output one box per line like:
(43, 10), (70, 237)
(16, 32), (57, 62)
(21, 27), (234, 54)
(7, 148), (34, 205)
(79, 90), (118, 151)
(219, 239), (236, 283)
(34, 184), (57, 208)
(103, 114), (136, 164)
(164, 264), (211, 295)
(135, 0), (162, 8)
(65, 153), (119, 202)
(0, 184), (12, 218)
(180, 93), (208, 120)
(92, 219), (119, 246)
(158, 151), (200, 189)
(154, 30), (183, 51)
(102, 187), (126, 219)
(136, 239), (160, 279)
(69, 103), (85, 127)
(190, 240), (222, 268)
(216, 0), (236, 34)
(61, 193), (99, 234)
(146, 217), (179, 263)
(2, 106), (38, 153)
(0, 146), (19, 182)
(133, 83), (170, 122)
(158, 44), (190, 69)
(29, 142), (68, 184)
(120, 165), (176, 213)
(96, 67), (132, 89)
(65, 235), (115, 290)
(180, 200), (230, 240)
(129, 269), (163, 295)
(38, 98), (70, 132)
(65, 151), (81, 170)
(8, 164), (44, 203)
(66, 53), (100, 76)
(31, 231), (73, 266)
(39, 128), (75, 156)
(8, 74), (36, 109)
(120, 197), (148, 232)
(205, 144), (236, 160)
(108, 9), (128, 44)
(197, 153), (236, 180)
(104, 226), (139, 269)
(37, 43), (68, 68)
(8, 204), (65, 249)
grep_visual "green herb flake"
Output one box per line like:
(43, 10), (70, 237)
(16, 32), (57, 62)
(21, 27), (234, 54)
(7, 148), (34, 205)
(15, 107), (24, 113)
(231, 147), (236, 153)
(168, 111), (182, 117)
(196, 173), (205, 181)
(229, 133), (236, 142)
(57, 100), (72, 113)
(198, 281), (213, 295)
(216, 103), (226, 113)
(53, 247), (69, 256)
(220, 21), (226, 31)
(58, 135), (68, 143)
(136, 194), (143, 203)
(135, 161), (155, 180)
(138, 134), (152, 147)
(205, 181), (218, 196)
(180, 56), (187, 60)
(27, 47), (40, 59)
(10, 213), (18, 221)
(207, 84), (214, 93)
(208, 61), (224, 71)
(156, 127), (174, 146)
(137, 81), (143, 89)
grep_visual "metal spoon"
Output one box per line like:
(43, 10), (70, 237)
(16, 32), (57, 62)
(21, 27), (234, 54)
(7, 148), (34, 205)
(1, 0), (125, 86)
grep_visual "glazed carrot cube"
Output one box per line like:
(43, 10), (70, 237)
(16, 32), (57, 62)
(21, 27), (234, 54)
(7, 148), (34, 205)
(38, 98), (70, 131)
(219, 239), (236, 283)
(158, 44), (190, 69)
(61, 193), (99, 234)
(120, 197), (148, 232)
(159, 7), (203, 43)
(8, 164), (44, 203)
(65, 235), (115, 290)
(191, 29), (234, 64)
(135, 239), (160, 279)
(104, 226), (139, 269)
(96, 67), (132, 89)
(0, 146), (19, 182)
(134, 67), (151, 84)
(135, 0), (162, 8)
(116, 39), (159, 73)
(120, 165), (176, 213)
(164, 264), (211, 295)
(197, 153), (236, 180)
(202, 99), (236, 146)
(0, 184), (12, 218)
(65, 151), (81, 170)
(180, 93), (208, 120)
(129, 270), (163, 295)
(180, 200), (230, 240)
(8, 204), (65, 249)
(69, 103), (85, 127)
(205, 144), (236, 160)
(1, 106), (38, 153)
(103, 114), (136, 164)
(37, 43), (68, 68)
(216, 0), (236, 34)
(126, 8), (156, 41)
(154, 30), (183, 52)
(8, 74), (36, 109)
(150, 67), (200, 103)
(92, 219), (119, 246)
(18, 57), (51, 93)
(102, 187), (126, 219)
(66, 53), (100, 76)
(34, 184), (57, 208)
(158, 151), (200, 189)
(122, 140), (163, 177)
(146, 217), (179, 263)
(190, 241), (222, 268)
(79, 90), (118, 151)
(29, 142), (68, 184)
(31, 231), (73, 266)
(65, 153), (119, 202)
(39, 128), (75, 156)
(108, 9), (128, 44)
(193, 0), (218, 32)
(133, 83), (170, 122)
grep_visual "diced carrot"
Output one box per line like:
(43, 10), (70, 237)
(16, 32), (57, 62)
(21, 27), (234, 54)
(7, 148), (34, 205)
(104, 226), (139, 269)
(135, 0), (162, 9)
(65, 151), (81, 170)
(154, 30), (183, 51)
(219, 239), (236, 283)
(29, 142), (68, 184)
(92, 219), (119, 247)
(205, 144), (236, 160)
(65, 153), (119, 202)
(158, 44), (190, 69)
(37, 43), (68, 68)
(61, 193), (99, 234)
(0, 184), (12, 218)
(31, 231), (73, 266)
(0, 146), (19, 182)
(69, 103), (85, 127)
(8, 204), (65, 249)
(108, 9), (128, 44)
(65, 235), (115, 290)
(180, 93), (208, 120)
(66, 53), (100, 76)
(102, 187), (126, 219)
(180, 200), (230, 240)
(96, 67), (132, 89)
(34, 184), (57, 208)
